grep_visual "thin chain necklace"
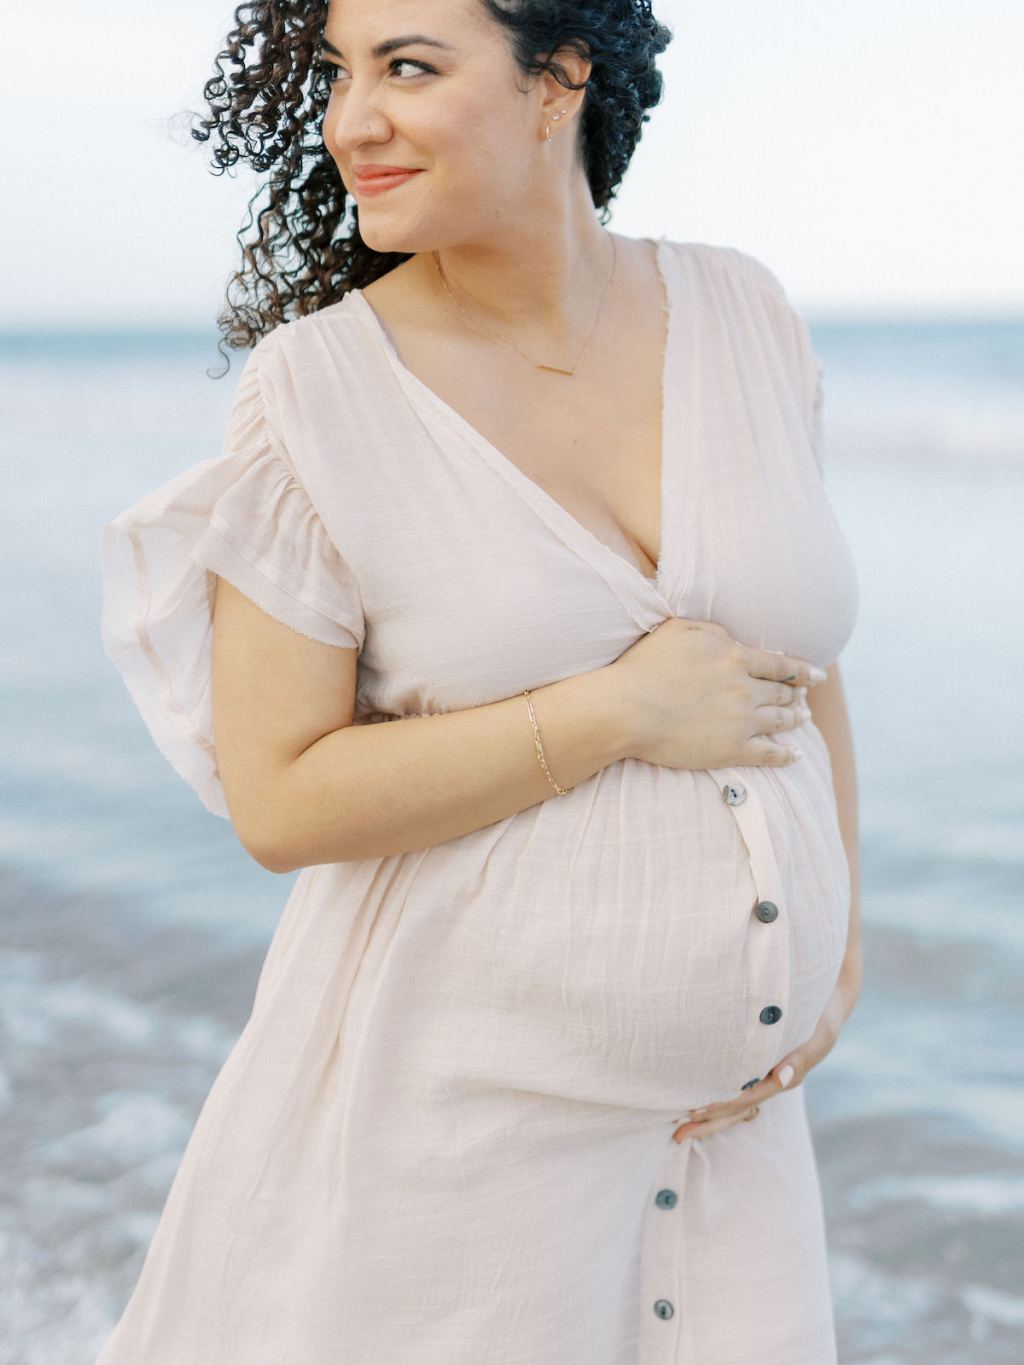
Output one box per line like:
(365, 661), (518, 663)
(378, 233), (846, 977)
(430, 233), (618, 377)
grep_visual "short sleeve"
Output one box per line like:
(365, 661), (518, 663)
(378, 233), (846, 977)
(100, 338), (365, 819)
(729, 248), (828, 475)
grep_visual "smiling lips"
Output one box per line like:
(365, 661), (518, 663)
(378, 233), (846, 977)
(352, 165), (424, 196)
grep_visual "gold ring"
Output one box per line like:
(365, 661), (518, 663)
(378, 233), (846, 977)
(741, 1104), (760, 1121)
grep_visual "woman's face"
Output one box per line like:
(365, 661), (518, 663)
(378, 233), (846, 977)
(320, 0), (556, 254)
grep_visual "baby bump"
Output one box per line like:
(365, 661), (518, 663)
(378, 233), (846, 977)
(391, 754), (849, 1115)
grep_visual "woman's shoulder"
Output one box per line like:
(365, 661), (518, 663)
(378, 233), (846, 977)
(664, 237), (792, 301)
(246, 293), (366, 366)
(230, 295), (373, 411)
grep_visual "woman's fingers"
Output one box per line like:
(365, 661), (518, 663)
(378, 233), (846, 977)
(751, 679), (803, 707)
(752, 704), (802, 734)
(745, 677), (811, 757)
(671, 1109), (744, 1143)
(670, 1060), (801, 1143)
(746, 647), (827, 688)
(671, 1104), (760, 1142)
(746, 737), (802, 766)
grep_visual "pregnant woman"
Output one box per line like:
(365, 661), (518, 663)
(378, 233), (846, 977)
(97, 0), (862, 1361)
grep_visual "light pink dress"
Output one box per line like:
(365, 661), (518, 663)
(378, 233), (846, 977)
(97, 236), (859, 1364)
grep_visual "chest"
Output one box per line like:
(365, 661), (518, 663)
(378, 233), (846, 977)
(384, 317), (667, 581)
(269, 251), (859, 714)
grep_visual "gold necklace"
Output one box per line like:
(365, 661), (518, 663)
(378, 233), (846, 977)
(430, 233), (617, 376)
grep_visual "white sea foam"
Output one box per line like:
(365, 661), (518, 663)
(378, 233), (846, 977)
(848, 1173), (1024, 1215)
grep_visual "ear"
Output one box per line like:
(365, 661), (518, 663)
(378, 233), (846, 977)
(536, 40), (592, 127)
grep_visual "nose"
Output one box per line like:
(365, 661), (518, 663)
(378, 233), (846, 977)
(324, 84), (391, 159)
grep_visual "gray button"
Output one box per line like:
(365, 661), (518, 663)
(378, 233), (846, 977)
(653, 1299), (675, 1320)
(722, 781), (747, 806)
(759, 1004), (783, 1025)
(655, 1188), (678, 1209)
(754, 899), (779, 923)
(740, 1077), (761, 1090)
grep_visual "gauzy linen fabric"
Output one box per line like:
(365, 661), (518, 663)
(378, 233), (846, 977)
(96, 237), (860, 1365)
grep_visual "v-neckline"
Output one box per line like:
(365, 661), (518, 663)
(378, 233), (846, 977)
(347, 235), (674, 603)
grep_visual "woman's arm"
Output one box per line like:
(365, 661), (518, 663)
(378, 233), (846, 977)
(212, 575), (824, 875)
(806, 662), (863, 997)
(210, 577), (635, 872)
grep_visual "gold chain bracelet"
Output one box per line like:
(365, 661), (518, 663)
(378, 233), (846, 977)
(522, 689), (568, 796)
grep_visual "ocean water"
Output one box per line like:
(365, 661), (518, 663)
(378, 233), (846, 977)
(1, 317), (1023, 1363)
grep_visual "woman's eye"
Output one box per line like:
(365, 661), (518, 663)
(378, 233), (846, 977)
(321, 57), (436, 83)
(389, 58), (436, 78)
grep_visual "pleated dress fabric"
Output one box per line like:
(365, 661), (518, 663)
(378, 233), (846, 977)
(96, 237), (860, 1364)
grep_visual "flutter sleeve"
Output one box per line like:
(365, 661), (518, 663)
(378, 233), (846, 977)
(100, 336), (365, 819)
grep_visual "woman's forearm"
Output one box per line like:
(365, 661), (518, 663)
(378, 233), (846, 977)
(259, 665), (636, 871)
(807, 662), (862, 990)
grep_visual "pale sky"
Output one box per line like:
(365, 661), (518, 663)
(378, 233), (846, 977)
(4, 0), (1022, 328)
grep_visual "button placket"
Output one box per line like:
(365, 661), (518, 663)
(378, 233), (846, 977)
(637, 1142), (693, 1362)
(638, 772), (790, 1361)
(714, 767), (791, 1081)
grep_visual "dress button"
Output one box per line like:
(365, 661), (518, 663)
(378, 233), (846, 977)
(722, 781), (747, 806)
(759, 1005), (783, 1025)
(740, 1077), (761, 1090)
(655, 1188), (678, 1209)
(653, 1299), (675, 1320)
(754, 899), (779, 923)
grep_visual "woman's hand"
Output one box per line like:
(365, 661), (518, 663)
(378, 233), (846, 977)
(608, 618), (827, 772)
(670, 965), (863, 1144)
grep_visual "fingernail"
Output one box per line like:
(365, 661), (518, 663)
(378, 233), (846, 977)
(790, 746), (803, 759)
(809, 666), (827, 683)
(777, 1064), (795, 1088)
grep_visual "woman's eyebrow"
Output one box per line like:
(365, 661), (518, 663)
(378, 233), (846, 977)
(319, 34), (457, 60)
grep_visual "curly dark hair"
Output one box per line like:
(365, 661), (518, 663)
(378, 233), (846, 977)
(189, 0), (673, 371)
